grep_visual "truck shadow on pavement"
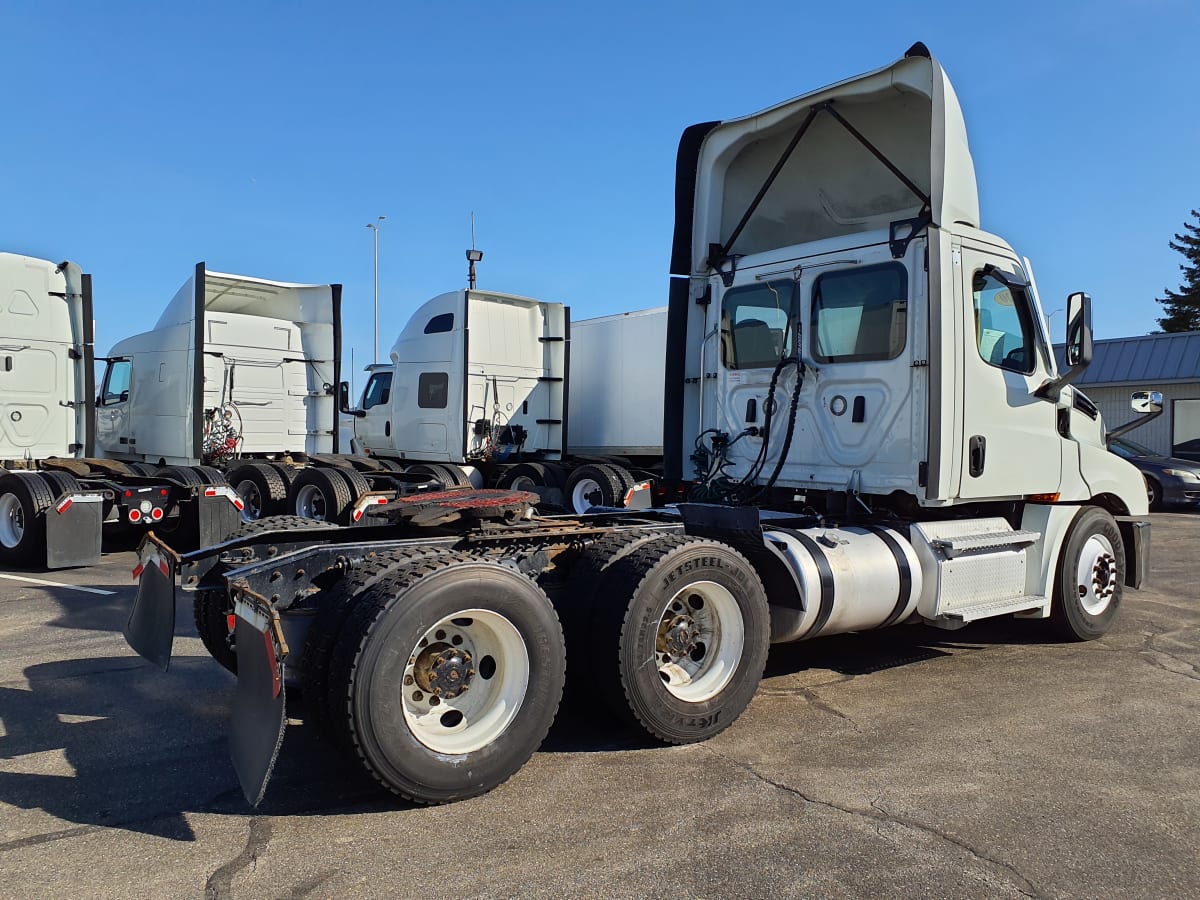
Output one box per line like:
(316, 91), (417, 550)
(2, 589), (1069, 843)
(0, 656), (407, 846)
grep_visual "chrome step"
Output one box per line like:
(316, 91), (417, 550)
(941, 595), (1046, 623)
(932, 529), (1039, 557)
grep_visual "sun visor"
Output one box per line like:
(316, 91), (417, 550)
(688, 47), (978, 273)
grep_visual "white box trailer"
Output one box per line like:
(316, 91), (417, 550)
(343, 291), (667, 512)
(567, 306), (667, 457)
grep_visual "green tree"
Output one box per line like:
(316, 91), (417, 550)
(1156, 209), (1200, 332)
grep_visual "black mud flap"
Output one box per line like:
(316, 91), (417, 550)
(123, 536), (178, 671)
(230, 592), (288, 807)
(198, 486), (243, 547)
(44, 492), (104, 568)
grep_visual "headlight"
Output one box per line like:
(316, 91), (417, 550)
(1162, 468), (1200, 482)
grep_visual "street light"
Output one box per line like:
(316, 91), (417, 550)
(366, 215), (386, 363)
(1045, 307), (1064, 336)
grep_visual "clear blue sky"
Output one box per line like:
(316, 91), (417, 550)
(3, 1), (1197, 386)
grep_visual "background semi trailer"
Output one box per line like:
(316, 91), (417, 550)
(125, 44), (1155, 809)
(343, 291), (667, 514)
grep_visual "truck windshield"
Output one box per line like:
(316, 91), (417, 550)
(721, 280), (795, 370)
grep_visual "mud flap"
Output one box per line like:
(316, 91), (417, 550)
(123, 538), (178, 671)
(44, 493), (104, 569)
(230, 593), (287, 807)
(198, 487), (243, 547)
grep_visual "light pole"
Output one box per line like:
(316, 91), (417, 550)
(366, 216), (386, 363)
(1045, 307), (1064, 336)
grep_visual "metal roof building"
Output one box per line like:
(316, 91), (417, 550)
(1056, 331), (1200, 459)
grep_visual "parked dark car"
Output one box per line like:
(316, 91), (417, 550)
(1108, 436), (1200, 510)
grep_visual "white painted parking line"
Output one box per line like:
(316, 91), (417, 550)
(0, 573), (116, 596)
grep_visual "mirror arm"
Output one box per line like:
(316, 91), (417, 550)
(1035, 364), (1085, 402)
(1106, 405), (1165, 444)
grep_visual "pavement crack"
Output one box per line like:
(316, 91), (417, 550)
(702, 746), (1041, 898)
(205, 816), (272, 900)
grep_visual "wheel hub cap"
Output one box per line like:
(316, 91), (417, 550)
(658, 614), (700, 659)
(1088, 553), (1117, 601)
(413, 642), (475, 699)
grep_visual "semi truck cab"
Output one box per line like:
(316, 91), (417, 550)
(670, 42), (1147, 518)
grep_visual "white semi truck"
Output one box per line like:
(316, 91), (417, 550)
(341, 292), (667, 514)
(0, 256), (430, 568)
(125, 44), (1155, 810)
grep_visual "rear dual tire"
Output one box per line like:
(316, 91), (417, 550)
(0, 473), (54, 567)
(583, 535), (770, 744)
(329, 555), (566, 803)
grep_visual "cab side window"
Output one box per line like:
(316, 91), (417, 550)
(972, 270), (1036, 374)
(101, 360), (131, 405)
(811, 263), (907, 363)
(362, 372), (392, 409)
(721, 280), (795, 370)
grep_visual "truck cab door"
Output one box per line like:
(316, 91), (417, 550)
(356, 370), (394, 452)
(96, 359), (133, 456)
(957, 244), (1060, 498)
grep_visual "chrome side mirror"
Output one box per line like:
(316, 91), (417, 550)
(1131, 390), (1163, 414)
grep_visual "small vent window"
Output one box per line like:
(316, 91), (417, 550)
(418, 372), (449, 408)
(424, 313), (455, 334)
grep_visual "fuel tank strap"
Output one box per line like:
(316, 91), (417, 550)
(867, 526), (913, 627)
(771, 527), (836, 638)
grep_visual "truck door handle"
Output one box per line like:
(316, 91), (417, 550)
(385, 421), (391, 437)
(968, 435), (986, 477)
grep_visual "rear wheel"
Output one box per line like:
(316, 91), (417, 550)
(588, 535), (769, 743)
(301, 547), (472, 738)
(289, 468), (354, 524)
(158, 465), (206, 487)
(192, 515), (329, 673)
(565, 464), (625, 513)
(498, 463), (561, 492)
(329, 556), (566, 803)
(226, 461), (288, 522)
(1050, 506), (1124, 641)
(0, 473), (53, 567)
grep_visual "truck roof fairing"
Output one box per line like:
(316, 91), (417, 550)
(672, 43), (979, 277)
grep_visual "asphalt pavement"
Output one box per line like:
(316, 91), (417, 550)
(0, 514), (1197, 898)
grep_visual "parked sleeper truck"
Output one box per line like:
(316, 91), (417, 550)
(0, 253), (244, 567)
(124, 44), (1153, 809)
(342, 293), (667, 515)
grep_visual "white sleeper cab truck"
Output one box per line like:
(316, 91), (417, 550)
(0, 253), (107, 567)
(341, 290), (667, 513)
(98, 264), (469, 533)
(124, 45), (1153, 810)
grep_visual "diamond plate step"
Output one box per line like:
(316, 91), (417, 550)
(941, 595), (1047, 623)
(932, 529), (1039, 557)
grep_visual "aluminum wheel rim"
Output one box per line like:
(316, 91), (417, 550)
(0, 493), (25, 549)
(571, 478), (602, 513)
(294, 484), (328, 520)
(655, 580), (744, 702)
(509, 475), (539, 492)
(236, 479), (263, 522)
(400, 608), (530, 755)
(1075, 533), (1118, 616)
